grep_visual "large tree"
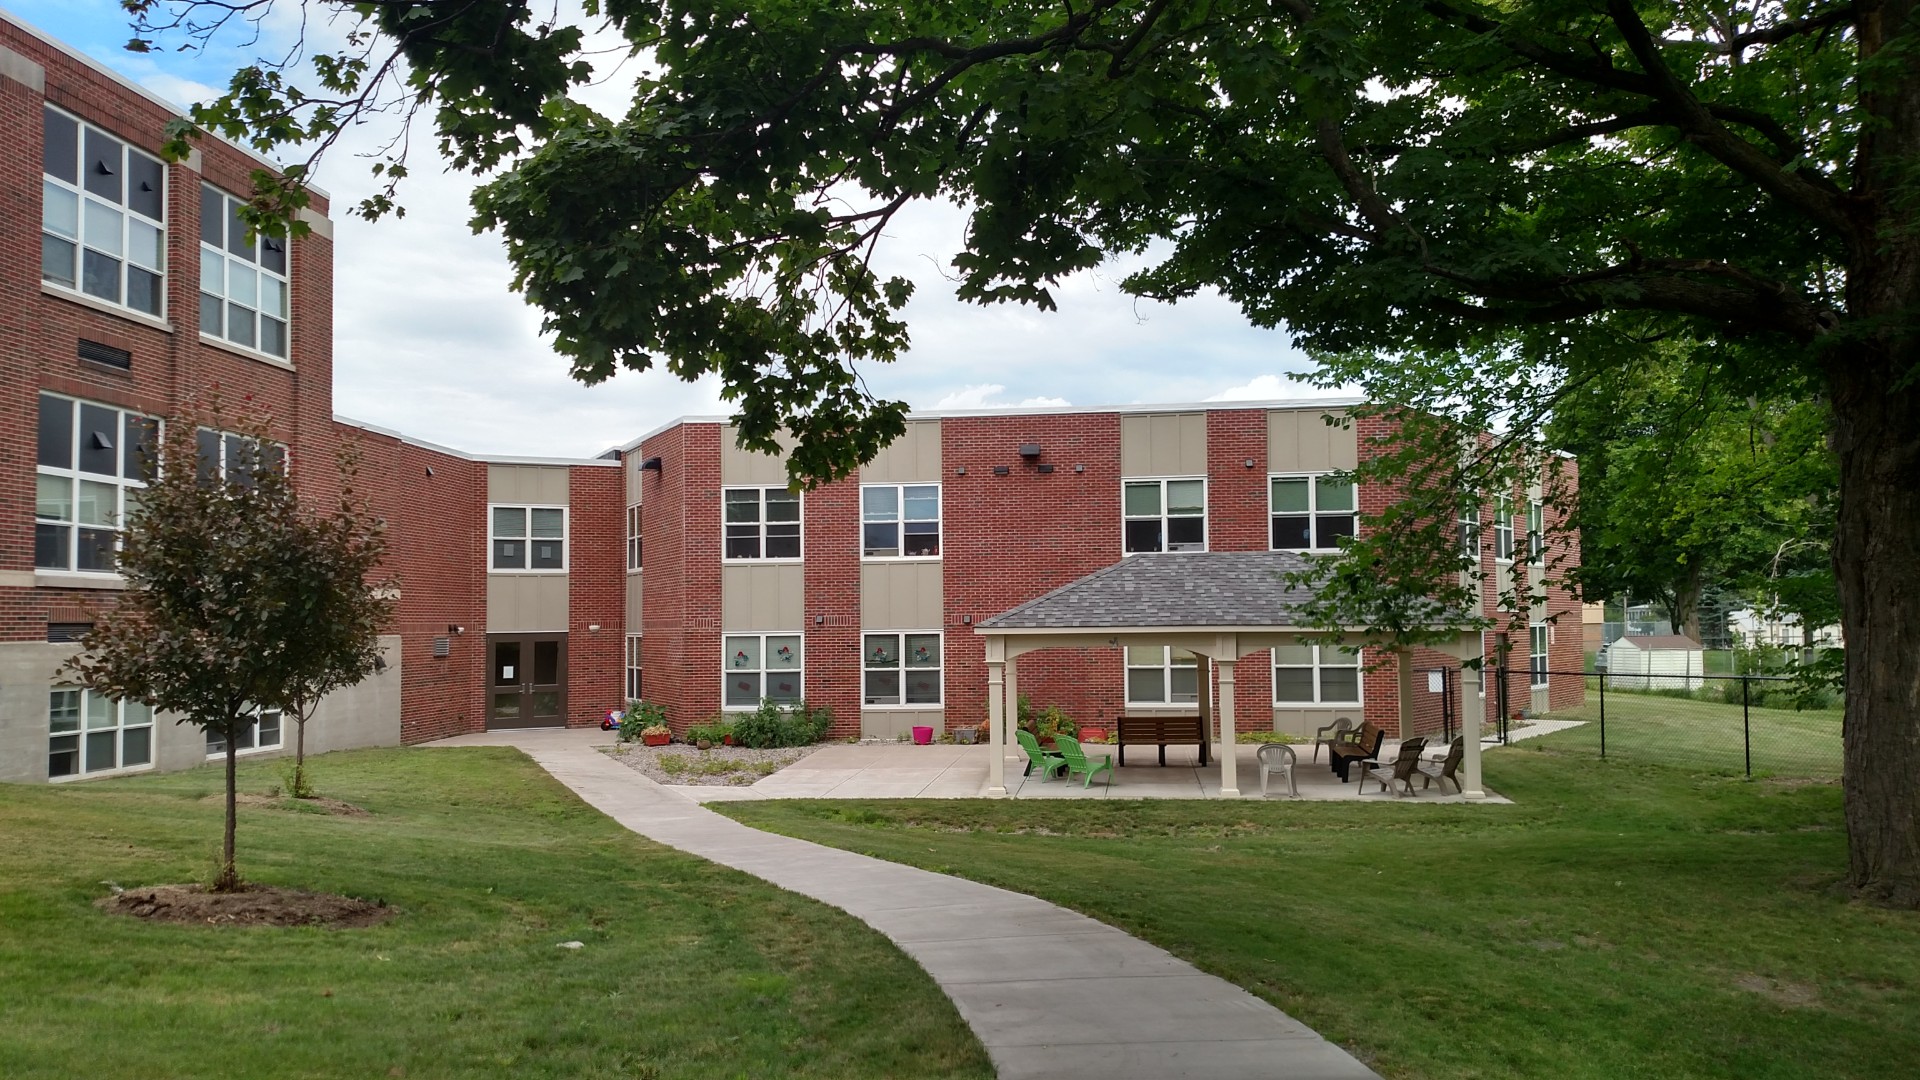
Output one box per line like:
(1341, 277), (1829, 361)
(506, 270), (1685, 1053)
(135, 1), (1920, 903)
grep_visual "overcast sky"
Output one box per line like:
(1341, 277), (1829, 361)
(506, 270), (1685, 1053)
(15, 1), (1343, 458)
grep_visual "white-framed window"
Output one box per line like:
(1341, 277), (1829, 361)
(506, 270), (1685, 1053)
(1270, 474), (1356, 551)
(724, 487), (801, 560)
(1124, 477), (1206, 553)
(626, 634), (644, 700)
(41, 105), (167, 318)
(195, 427), (285, 487)
(1526, 500), (1545, 563)
(35, 392), (157, 573)
(1125, 645), (1201, 705)
(723, 633), (803, 709)
(1458, 497), (1480, 559)
(491, 505), (567, 572)
(626, 504), (643, 571)
(861, 484), (940, 557)
(1530, 623), (1550, 688)
(1272, 645), (1363, 706)
(199, 185), (290, 358)
(862, 632), (942, 706)
(1493, 497), (1515, 561)
(49, 688), (154, 779)
(207, 707), (283, 757)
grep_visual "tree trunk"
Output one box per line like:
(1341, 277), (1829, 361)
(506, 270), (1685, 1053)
(1828, 351), (1920, 908)
(293, 704), (309, 799)
(216, 734), (239, 892)
(1671, 560), (1705, 642)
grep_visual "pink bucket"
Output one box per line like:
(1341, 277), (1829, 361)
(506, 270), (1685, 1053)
(911, 725), (934, 745)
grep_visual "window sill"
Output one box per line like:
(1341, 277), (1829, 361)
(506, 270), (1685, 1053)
(860, 555), (943, 563)
(862, 702), (946, 710)
(489, 569), (569, 576)
(198, 333), (295, 371)
(1122, 704), (1204, 712)
(723, 558), (805, 566)
(50, 762), (155, 784)
(1272, 702), (1363, 710)
(35, 571), (126, 591)
(1122, 548), (1210, 557)
(207, 743), (284, 761)
(42, 282), (174, 333)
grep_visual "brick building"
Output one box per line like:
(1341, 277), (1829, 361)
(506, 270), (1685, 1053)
(0, 12), (1580, 785)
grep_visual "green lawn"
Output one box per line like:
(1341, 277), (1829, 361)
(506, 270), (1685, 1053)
(0, 747), (990, 1080)
(720, 752), (1919, 1080)
(1536, 687), (1843, 778)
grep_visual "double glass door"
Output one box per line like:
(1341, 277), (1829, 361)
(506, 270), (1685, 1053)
(489, 634), (566, 728)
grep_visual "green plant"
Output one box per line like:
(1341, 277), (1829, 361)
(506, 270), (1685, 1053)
(279, 759), (316, 799)
(684, 718), (736, 746)
(655, 754), (690, 776)
(619, 700), (667, 743)
(1031, 706), (1077, 743)
(733, 699), (833, 748)
(1237, 731), (1304, 745)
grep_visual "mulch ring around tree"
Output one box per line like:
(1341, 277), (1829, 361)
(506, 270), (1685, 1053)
(98, 884), (396, 928)
(202, 792), (370, 816)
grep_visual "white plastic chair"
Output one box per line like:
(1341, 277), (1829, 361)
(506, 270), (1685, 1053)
(1257, 743), (1297, 798)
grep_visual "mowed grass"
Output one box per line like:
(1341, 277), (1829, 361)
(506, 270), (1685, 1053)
(1537, 689), (1843, 778)
(720, 751), (1920, 1080)
(0, 747), (991, 1080)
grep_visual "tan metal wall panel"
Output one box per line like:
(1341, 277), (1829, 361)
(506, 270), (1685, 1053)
(862, 420), (943, 483)
(487, 575), (570, 632)
(626, 574), (643, 629)
(719, 426), (793, 485)
(1266, 409), (1358, 473)
(1270, 706), (1362, 737)
(488, 464), (571, 504)
(625, 454), (644, 505)
(1120, 412), (1207, 476)
(721, 564), (805, 630)
(861, 708), (948, 740)
(860, 562), (944, 628)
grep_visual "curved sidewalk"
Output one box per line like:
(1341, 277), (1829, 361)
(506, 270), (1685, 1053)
(435, 730), (1380, 1080)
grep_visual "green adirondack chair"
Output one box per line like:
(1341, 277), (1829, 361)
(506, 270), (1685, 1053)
(1016, 729), (1066, 780)
(1052, 734), (1115, 789)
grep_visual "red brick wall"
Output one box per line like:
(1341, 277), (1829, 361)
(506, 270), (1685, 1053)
(1205, 408), (1270, 734)
(803, 475), (861, 737)
(638, 424), (723, 730)
(944, 412), (1126, 728)
(568, 464), (625, 727)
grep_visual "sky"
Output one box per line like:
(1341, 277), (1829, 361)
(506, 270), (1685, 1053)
(11, 1), (1344, 459)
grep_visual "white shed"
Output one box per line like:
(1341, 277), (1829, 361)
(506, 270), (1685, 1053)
(1602, 634), (1706, 691)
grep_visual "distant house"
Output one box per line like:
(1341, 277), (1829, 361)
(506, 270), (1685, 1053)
(1602, 635), (1706, 691)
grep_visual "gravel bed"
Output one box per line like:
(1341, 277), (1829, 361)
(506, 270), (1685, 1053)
(603, 743), (811, 786)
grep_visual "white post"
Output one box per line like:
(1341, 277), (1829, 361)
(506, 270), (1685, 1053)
(987, 649), (1007, 798)
(1217, 658), (1240, 798)
(1004, 655), (1020, 749)
(1461, 663), (1486, 800)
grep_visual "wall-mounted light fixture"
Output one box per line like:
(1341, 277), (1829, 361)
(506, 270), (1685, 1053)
(814, 614), (826, 625)
(425, 465), (435, 478)
(962, 614), (973, 625)
(373, 654), (389, 673)
(1243, 458), (1257, 469)
(992, 465), (1011, 476)
(639, 456), (663, 472)
(1074, 463), (1086, 473)
(587, 624), (601, 633)
(1037, 463), (1055, 474)
(955, 466), (967, 476)
(447, 624), (465, 636)
(1018, 443), (1042, 460)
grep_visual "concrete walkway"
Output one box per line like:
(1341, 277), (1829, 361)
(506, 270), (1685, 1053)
(432, 729), (1381, 1079)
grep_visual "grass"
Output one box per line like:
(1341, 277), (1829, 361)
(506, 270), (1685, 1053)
(718, 750), (1920, 1080)
(0, 747), (991, 1080)
(1537, 688), (1842, 778)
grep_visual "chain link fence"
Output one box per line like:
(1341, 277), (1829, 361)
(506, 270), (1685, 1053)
(1513, 668), (1842, 780)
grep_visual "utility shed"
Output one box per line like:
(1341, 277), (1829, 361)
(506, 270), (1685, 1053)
(1603, 634), (1706, 691)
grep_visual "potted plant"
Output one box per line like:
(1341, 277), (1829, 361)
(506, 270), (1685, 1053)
(641, 723), (671, 747)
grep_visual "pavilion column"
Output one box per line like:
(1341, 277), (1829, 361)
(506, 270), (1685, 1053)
(1004, 655), (1020, 749)
(1461, 663), (1486, 800)
(1217, 658), (1240, 798)
(987, 650), (1007, 798)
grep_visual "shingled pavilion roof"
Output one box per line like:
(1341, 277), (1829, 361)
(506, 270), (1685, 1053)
(977, 552), (1322, 630)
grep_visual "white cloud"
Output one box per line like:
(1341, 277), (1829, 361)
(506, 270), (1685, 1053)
(1203, 374), (1360, 402)
(930, 384), (1071, 410)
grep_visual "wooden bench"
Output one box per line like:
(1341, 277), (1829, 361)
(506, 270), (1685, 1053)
(1327, 722), (1385, 783)
(1113, 714), (1211, 767)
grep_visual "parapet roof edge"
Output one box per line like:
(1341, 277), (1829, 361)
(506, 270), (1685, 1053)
(1, 9), (332, 202)
(605, 394), (1368, 456)
(333, 414), (620, 468)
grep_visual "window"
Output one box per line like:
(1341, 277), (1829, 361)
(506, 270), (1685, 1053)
(862, 484), (940, 557)
(1530, 624), (1550, 688)
(1493, 497), (1515, 561)
(199, 185), (290, 358)
(1458, 498), (1480, 559)
(1270, 475), (1356, 551)
(1125, 646), (1201, 705)
(724, 487), (801, 559)
(49, 689), (154, 779)
(491, 505), (567, 571)
(194, 427), (285, 487)
(626, 504), (643, 571)
(863, 632), (942, 706)
(206, 707), (283, 756)
(42, 106), (166, 317)
(1272, 645), (1363, 706)
(1526, 500), (1545, 563)
(724, 634), (802, 709)
(1124, 478), (1206, 553)
(626, 634), (644, 700)
(36, 393), (157, 573)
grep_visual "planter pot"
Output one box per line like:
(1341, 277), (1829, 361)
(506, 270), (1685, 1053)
(696, 739), (713, 750)
(1079, 727), (1108, 744)
(911, 725), (934, 745)
(642, 732), (670, 747)
(954, 728), (977, 745)
(722, 734), (736, 746)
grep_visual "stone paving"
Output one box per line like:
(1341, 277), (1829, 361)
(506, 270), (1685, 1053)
(430, 727), (1384, 1080)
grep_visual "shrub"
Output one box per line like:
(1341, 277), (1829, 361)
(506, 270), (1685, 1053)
(619, 700), (668, 743)
(684, 718), (735, 746)
(730, 700), (832, 748)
